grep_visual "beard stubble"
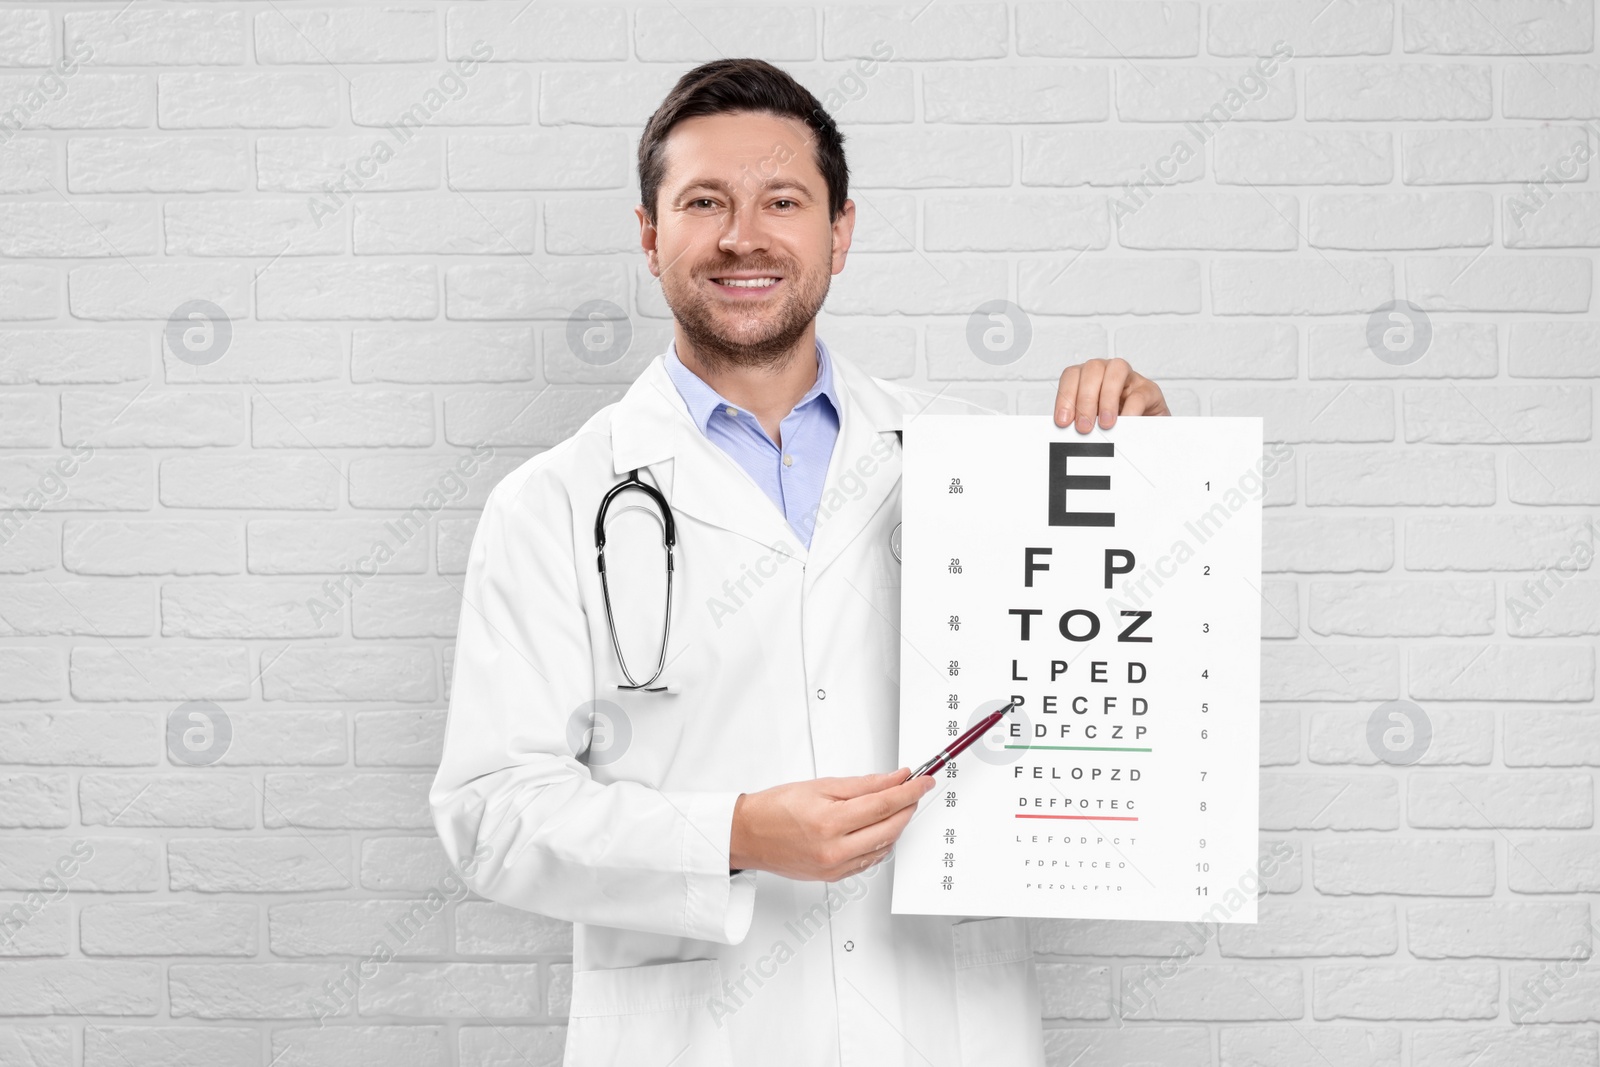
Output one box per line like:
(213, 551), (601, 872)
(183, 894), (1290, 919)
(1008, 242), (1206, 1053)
(658, 246), (833, 377)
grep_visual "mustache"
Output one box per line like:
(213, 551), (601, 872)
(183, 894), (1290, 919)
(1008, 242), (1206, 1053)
(702, 262), (788, 276)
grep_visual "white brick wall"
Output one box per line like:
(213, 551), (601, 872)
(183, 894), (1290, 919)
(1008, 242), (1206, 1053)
(0, 2), (1596, 1064)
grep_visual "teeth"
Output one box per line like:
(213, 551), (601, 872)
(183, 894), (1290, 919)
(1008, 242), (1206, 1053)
(715, 277), (779, 288)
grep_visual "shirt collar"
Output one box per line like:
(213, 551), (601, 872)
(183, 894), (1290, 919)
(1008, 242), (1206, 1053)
(664, 336), (840, 434)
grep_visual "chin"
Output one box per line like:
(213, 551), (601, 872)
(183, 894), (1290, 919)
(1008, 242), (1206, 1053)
(713, 325), (787, 349)
(706, 304), (785, 335)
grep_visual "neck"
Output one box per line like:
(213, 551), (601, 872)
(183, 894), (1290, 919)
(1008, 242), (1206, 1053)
(673, 323), (820, 430)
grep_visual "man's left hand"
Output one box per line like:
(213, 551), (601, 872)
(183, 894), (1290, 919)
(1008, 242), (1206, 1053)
(1055, 357), (1170, 433)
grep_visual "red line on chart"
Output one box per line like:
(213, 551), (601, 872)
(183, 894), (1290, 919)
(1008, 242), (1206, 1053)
(1015, 814), (1139, 822)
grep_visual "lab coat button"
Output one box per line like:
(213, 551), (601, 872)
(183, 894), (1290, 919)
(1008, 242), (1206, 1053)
(816, 689), (826, 700)
(844, 940), (854, 952)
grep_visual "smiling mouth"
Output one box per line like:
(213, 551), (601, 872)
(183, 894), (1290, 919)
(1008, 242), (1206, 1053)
(709, 276), (782, 291)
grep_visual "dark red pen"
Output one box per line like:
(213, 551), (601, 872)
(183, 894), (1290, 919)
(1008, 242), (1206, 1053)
(909, 700), (1020, 778)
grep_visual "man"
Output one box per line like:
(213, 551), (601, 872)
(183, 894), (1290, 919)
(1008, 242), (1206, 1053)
(430, 57), (1169, 1066)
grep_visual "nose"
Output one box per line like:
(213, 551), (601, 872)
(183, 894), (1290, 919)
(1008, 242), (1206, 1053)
(717, 197), (772, 259)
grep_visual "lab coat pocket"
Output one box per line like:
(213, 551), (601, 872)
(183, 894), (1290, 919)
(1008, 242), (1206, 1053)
(950, 916), (1046, 1067)
(564, 958), (735, 1067)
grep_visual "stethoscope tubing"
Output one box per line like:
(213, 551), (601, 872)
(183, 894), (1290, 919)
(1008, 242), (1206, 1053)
(595, 431), (905, 688)
(595, 469), (675, 691)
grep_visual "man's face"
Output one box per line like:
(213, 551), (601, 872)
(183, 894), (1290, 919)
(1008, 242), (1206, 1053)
(638, 109), (854, 368)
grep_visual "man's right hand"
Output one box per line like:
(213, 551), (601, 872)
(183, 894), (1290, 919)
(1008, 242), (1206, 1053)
(728, 768), (937, 882)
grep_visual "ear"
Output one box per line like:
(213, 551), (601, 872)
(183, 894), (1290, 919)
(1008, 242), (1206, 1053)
(635, 204), (660, 276)
(830, 198), (856, 276)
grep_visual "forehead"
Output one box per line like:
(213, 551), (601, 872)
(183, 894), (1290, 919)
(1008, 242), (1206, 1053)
(659, 110), (821, 187)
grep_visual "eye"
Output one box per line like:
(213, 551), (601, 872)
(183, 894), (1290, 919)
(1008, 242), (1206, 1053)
(772, 199), (798, 210)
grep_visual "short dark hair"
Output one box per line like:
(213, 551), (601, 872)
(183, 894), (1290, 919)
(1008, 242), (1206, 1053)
(637, 58), (849, 226)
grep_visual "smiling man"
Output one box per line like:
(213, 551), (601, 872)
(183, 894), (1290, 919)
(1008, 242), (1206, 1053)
(431, 58), (1169, 1067)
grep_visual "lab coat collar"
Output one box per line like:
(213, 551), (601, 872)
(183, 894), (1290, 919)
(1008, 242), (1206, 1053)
(610, 339), (904, 574)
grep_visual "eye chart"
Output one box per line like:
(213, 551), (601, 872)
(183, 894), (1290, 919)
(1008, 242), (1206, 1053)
(891, 416), (1267, 923)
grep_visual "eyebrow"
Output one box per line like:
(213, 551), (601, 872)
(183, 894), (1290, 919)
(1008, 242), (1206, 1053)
(673, 176), (815, 205)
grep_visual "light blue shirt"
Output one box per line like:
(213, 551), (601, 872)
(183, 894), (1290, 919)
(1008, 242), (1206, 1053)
(663, 337), (841, 550)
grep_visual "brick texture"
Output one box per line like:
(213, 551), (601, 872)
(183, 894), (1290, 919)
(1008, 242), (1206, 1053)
(0, 3), (1596, 1065)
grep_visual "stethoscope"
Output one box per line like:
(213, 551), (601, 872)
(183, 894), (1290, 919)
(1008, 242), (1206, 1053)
(594, 431), (903, 692)
(594, 470), (677, 691)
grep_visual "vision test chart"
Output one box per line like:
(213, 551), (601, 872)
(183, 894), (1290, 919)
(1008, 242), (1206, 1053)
(891, 415), (1266, 923)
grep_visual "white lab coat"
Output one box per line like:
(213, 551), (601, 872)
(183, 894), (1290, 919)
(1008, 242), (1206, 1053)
(430, 347), (1048, 1067)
